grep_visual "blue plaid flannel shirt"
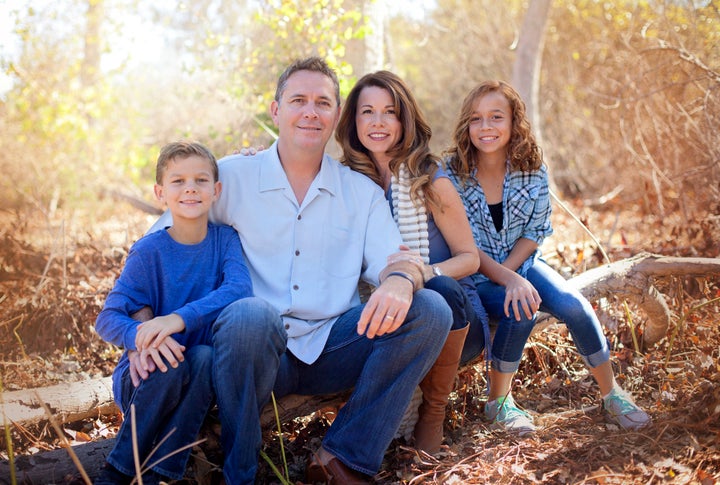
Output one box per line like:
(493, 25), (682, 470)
(446, 161), (553, 285)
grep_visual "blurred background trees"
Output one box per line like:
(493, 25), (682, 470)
(1, 0), (718, 241)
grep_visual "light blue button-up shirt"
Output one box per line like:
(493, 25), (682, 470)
(151, 141), (403, 363)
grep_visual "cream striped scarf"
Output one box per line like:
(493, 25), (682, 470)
(390, 163), (430, 264)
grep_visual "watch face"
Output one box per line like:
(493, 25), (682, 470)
(433, 265), (442, 276)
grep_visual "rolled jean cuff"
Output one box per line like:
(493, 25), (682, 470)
(492, 357), (522, 374)
(582, 345), (610, 368)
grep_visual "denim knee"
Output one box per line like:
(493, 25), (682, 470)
(407, 288), (453, 336)
(213, 297), (285, 348)
(425, 275), (470, 331)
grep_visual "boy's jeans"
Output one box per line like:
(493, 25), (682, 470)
(108, 345), (214, 480)
(213, 291), (451, 485)
(476, 258), (609, 373)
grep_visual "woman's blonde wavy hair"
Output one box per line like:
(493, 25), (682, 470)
(336, 71), (440, 208)
(446, 80), (543, 186)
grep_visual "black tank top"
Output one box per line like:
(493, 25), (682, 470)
(488, 202), (503, 232)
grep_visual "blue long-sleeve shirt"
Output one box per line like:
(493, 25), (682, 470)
(96, 223), (253, 402)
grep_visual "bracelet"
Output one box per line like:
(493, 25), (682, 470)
(385, 271), (416, 288)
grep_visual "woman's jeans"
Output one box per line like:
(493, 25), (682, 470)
(108, 345), (215, 480)
(213, 292), (452, 484)
(425, 275), (488, 365)
(475, 258), (610, 373)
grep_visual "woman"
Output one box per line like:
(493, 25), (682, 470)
(335, 71), (488, 453)
(445, 80), (650, 434)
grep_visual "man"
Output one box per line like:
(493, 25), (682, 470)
(143, 57), (452, 485)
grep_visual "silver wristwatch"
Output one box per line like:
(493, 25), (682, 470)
(432, 265), (443, 277)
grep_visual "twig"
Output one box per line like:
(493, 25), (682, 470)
(131, 405), (143, 485)
(1, 375), (17, 485)
(550, 189), (611, 264)
(36, 391), (92, 485)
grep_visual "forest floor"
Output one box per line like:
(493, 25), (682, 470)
(0, 196), (719, 485)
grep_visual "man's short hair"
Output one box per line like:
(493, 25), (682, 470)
(274, 57), (340, 107)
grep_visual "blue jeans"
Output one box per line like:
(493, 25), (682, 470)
(425, 275), (488, 365)
(476, 258), (610, 373)
(108, 345), (214, 480)
(214, 292), (451, 484)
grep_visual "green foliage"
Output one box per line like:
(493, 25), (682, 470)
(2, 0), (717, 226)
(240, 0), (367, 136)
(1, 1), (157, 215)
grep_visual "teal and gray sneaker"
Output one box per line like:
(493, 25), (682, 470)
(603, 387), (651, 430)
(485, 394), (536, 436)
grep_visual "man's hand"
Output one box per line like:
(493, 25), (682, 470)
(357, 274), (414, 338)
(504, 272), (541, 320)
(234, 145), (265, 156)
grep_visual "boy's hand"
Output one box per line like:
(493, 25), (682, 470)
(128, 350), (152, 387)
(135, 314), (185, 351)
(128, 336), (186, 386)
(139, 336), (186, 372)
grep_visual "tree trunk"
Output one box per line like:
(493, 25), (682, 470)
(3, 253), (719, 484)
(511, 0), (551, 133)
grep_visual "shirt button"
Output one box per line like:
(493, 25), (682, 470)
(297, 214), (302, 220)
(284, 323), (290, 330)
(293, 285), (299, 290)
(295, 250), (300, 256)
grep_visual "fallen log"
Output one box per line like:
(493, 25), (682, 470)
(2, 253), (718, 483)
(549, 252), (720, 345)
(1, 377), (116, 428)
(0, 391), (349, 484)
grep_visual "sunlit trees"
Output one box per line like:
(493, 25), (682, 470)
(384, 0), (719, 221)
(1, 0), (717, 228)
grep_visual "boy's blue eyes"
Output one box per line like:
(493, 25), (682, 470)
(170, 178), (210, 184)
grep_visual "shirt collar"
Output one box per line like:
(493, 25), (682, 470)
(258, 140), (338, 197)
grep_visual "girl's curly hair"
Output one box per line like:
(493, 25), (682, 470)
(445, 80), (542, 186)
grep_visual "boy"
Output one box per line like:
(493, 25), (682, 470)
(95, 141), (253, 484)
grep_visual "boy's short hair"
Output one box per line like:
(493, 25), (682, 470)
(156, 141), (218, 184)
(274, 57), (340, 107)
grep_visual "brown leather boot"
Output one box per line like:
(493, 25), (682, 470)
(413, 324), (469, 453)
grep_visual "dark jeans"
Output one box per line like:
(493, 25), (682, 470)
(108, 345), (214, 480)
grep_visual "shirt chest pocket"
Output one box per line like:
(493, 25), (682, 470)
(506, 184), (541, 222)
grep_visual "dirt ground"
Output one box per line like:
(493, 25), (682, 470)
(1, 198), (719, 484)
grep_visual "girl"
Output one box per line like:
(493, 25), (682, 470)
(336, 71), (488, 453)
(445, 80), (650, 434)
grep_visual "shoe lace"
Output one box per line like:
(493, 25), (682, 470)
(605, 391), (638, 416)
(493, 397), (531, 423)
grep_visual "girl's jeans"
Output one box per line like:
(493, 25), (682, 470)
(475, 258), (610, 373)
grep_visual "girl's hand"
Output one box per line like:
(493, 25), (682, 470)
(504, 273), (541, 320)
